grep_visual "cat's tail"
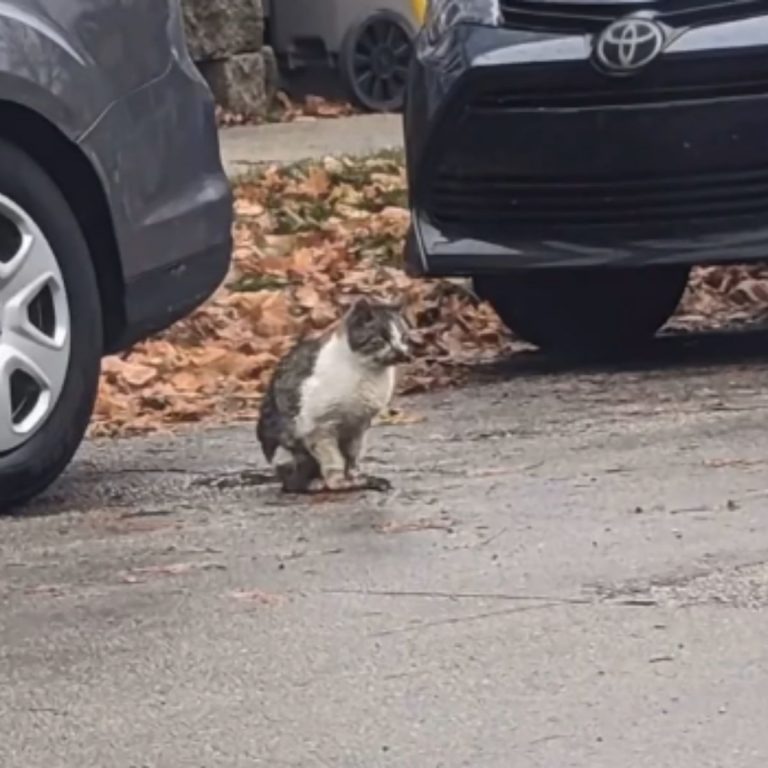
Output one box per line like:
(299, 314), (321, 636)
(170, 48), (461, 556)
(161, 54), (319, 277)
(256, 392), (280, 463)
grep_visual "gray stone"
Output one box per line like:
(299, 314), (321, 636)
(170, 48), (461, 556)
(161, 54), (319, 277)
(199, 52), (267, 118)
(262, 45), (280, 106)
(182, 0), (264, 61)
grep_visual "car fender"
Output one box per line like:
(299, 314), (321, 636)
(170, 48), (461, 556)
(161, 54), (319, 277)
(0, 3), (112, 139)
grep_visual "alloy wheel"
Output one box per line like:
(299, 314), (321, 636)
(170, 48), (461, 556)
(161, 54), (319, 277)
(348, 16), (412, 111)
(0, 194), (70, 453)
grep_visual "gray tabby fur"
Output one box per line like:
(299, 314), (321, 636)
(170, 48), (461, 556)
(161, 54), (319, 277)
(257, 297), (411, 493)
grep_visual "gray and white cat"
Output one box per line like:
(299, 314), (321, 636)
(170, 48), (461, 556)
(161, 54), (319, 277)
(257, 297), (412, 493)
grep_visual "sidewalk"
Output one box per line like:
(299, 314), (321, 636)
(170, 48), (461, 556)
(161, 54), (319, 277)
(219, 113), (404, 178)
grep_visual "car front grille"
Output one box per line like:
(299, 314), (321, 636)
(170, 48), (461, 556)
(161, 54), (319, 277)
(469, 77), (768, 110)
(499, 0), (756, 32)
(500, 1), (637, 32)
(429, 167), (768, 229)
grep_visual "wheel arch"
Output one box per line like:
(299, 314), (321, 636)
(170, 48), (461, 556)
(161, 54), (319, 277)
(0, 100), (125, 354)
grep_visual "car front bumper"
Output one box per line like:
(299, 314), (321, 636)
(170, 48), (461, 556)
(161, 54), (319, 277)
(404, 7), (768, 276)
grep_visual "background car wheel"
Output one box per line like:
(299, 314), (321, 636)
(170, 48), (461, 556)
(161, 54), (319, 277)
(339, 10), (414, 112)
(474, 267), (691, 356)
(0, 139), (102, 511)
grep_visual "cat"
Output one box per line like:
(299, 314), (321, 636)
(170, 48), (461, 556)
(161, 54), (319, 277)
(257, 297), (412, 493)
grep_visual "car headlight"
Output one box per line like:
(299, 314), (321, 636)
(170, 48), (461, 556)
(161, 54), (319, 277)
(423, 0), (501, 43)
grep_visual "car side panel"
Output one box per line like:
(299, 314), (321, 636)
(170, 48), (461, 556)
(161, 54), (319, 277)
(33, 0), (171, 95)
(0, 4), (108, 137)
(0, 1), (174, 136)
(0, 0), (230, 282)
(0, 0), (232, 349)
(77, 53), (233, 347)
(78, 57), (233, 281)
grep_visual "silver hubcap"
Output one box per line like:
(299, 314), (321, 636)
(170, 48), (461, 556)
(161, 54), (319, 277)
(0, 194), (70, 452)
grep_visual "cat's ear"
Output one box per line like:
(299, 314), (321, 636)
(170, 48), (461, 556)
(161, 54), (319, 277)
(349, 296), (373, 321)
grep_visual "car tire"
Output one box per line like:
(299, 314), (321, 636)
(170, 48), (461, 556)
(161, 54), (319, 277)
(474, 267), (690, 356)
(0, 139), (103, 511)
(339, 10), (414, 113)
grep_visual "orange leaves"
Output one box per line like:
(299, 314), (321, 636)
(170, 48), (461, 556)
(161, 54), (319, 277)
(674, 266), (768, 332)
(102, 358), (157, 389)
(300, 166), (332, 197)
(225, 290), (298, 336)
(216, 94), (357, 128)
(92, 152), (768, 438)
(91, 153), (513, 436)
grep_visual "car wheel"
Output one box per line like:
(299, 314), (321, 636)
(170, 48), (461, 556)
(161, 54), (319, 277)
(339, 10), (414, 113)
(0, 139), (103, 511)
(474, 267), (690, 355)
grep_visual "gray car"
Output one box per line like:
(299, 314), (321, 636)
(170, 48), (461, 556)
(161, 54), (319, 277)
(0, 0), (233, 509)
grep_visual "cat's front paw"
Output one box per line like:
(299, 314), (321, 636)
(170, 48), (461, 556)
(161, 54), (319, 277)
(345, 466), (364, 483)
(321, 471), (391, 493)
(306, 478), (329, 494)
(345, 468), (391, 492)
(324, 471), (355, 492)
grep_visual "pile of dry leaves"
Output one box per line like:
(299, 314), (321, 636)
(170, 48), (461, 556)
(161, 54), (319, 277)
(94, 152), (768, 437)
(93, 153), (508, 437)
(675, 265), (768, 331)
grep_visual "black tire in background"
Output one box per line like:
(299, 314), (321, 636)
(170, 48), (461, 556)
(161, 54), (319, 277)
(474, 267), (691, 357)
(339, 10), (414, 112)
(0, 138), (103, 511)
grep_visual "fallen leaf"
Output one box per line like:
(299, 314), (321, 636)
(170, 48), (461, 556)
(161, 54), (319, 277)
(120, 561), (226, 583)
(375, 518), (455, 534)
(375, 408), (426, 426)
(229, 588), (285, 606)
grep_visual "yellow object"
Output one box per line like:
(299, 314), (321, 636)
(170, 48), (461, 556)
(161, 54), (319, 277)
(411, 0), (427, 25)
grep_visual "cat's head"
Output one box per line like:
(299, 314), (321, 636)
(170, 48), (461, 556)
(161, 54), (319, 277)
(342, 297), (412, 367)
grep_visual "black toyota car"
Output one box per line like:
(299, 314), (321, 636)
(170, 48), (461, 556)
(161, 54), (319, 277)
(404, 0), (768, 353)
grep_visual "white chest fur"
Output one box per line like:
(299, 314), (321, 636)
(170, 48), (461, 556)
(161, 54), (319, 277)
(296, 333), (395, 436)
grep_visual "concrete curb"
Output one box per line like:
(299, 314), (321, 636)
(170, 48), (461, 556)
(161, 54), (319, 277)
(220, 113), (404, 178)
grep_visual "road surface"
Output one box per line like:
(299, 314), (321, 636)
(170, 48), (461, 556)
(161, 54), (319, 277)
(3, 331), (768, 766)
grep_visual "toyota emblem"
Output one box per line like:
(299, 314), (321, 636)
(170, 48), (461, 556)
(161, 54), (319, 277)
(594, 18), (666, 74)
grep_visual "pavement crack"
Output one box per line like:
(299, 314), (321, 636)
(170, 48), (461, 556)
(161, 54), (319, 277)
(322, 588), (590, 604)
(19, 707), (69, 717)
(369, 602), (573, 637)
(524, 733), (569, 749)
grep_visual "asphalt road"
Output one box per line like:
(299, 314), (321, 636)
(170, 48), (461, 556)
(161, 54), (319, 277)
(4, 331), (768, 767)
